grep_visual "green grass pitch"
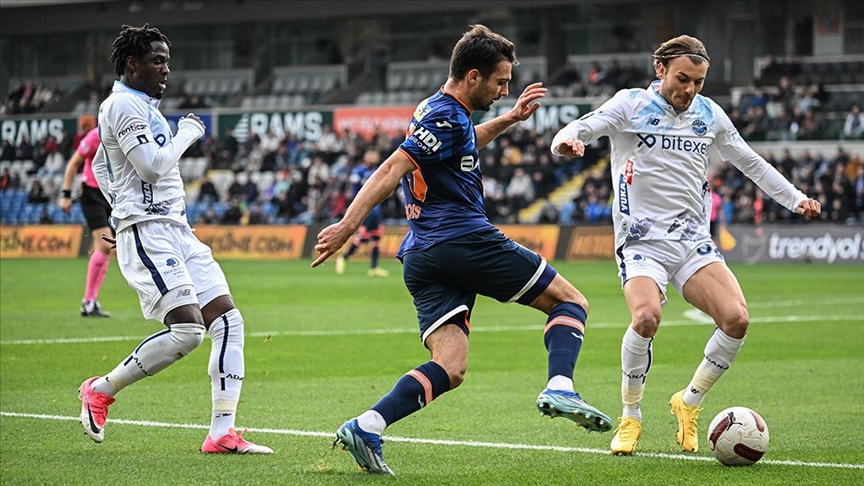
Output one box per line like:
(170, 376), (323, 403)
(1, 258), (862, 485)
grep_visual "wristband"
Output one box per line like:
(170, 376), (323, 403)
(62, 189), (72, 198)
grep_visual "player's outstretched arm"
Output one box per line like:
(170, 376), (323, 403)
(312, 150), (415, 268)
(475, 82), (546, 149)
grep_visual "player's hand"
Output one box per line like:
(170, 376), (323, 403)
(509, 82), (547, 122)
(311, 222), (354, 268)
(181, 113), (205, 131)
(555, 138), (585, 158)
(59, 196), (72, 214)
(100, 233), (117, 250)
(796, 198), (821, 220)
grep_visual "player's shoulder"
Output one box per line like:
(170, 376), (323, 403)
(603, 87), (649, 111)
(416, 91), (468, 125)
(102, 89), (146, 115)
(692, 94), (731, 126)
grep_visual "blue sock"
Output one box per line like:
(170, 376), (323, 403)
(371, 246), (380, 268)
(544, 302), (588, 381)
(372, 361), (450, 426)
(344, 243), (358, 259)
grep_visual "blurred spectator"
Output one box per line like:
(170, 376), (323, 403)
(220, 197), (244, 225)
(505, 167), (534, 215)
(0, 168), (12, 190)
(1, 140), (15, 161)
(199, 205), (219, 224)
(247, 202), (268, 225)
(197, 174), (219, 204)
(178, 95), (208, 110)
(227, 172), (258, 203)
(27, 179), (50, 204)
(841, 103), (864, 140)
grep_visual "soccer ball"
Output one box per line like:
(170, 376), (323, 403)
(707, 406), (770, 466)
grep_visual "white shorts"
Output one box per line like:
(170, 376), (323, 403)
(116, 220), (230, 321)
(616, 238), (725, 305)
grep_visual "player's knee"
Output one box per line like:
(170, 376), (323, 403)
(721, 306), (749, 339)
(548, 279), (590, 314)
(632, 309), (661, 337)
(168, 323), (206, 357)
(447, 366), (467, 389)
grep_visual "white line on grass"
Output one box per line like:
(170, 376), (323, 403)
(1, 314), (861, 345)
(1, 411), (861, 470)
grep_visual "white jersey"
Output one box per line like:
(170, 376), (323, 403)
(552, 80), (807, 249)
(97, 81), (188, 233)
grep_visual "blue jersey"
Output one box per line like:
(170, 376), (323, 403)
(397, 89), (495, 258)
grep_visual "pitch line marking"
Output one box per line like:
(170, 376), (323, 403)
(1, 411), (861, 470)
(1, 314), (862, 345)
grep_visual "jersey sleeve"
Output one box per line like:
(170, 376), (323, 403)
(76, 128), (101, 158)
(399, 111), (468, 169)
(710, 101), (806, 212)
(551, 89), (634, 155)
(106, 95), (159, 157)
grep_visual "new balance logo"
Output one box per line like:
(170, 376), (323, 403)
(649, 118), (660, 125)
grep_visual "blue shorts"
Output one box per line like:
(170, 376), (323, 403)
(402, 229), (558, 344)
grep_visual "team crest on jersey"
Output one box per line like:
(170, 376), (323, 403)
(691, 119), (707, 136)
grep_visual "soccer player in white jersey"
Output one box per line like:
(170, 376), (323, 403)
(551, 35), (821, 455)
(78, 24), (271, 454)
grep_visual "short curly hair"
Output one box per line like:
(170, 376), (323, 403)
(109, 24), (170, 77)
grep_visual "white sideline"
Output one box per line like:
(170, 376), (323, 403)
(1, 411), (862, 470)
(0, 313), (861, 345)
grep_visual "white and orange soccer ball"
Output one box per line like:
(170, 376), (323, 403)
(707, 406), (770, 466)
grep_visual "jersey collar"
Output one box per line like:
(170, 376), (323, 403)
(440, 87), (472, 114)
(112, 80), (162, 109)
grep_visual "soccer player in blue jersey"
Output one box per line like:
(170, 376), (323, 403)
(312, 24), (612, 475)
(335, 149), (390, 277)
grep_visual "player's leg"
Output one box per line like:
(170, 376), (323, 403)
(80, 222), (205, 443)
(335, 248), (467, 474)
(530, 274), (612, 432)
(186, 228), (271, 454)
(336, 230), (365, 274)
(670, 240), (746, 452)
(80, 186), (113, 317)
(364, 209), (388, 276)
(609, 241), (673, 453)
(454, 229), (610, 432)
(367, 224), (388, 277)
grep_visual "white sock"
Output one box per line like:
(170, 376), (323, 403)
(356, 410), (387, 436)
(683, 328), (746, 406)
(209, 309), (245, 438)
(546, 374), (574, 392)
(621, 326), (652, 420)
(93, 324), (205, 396)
